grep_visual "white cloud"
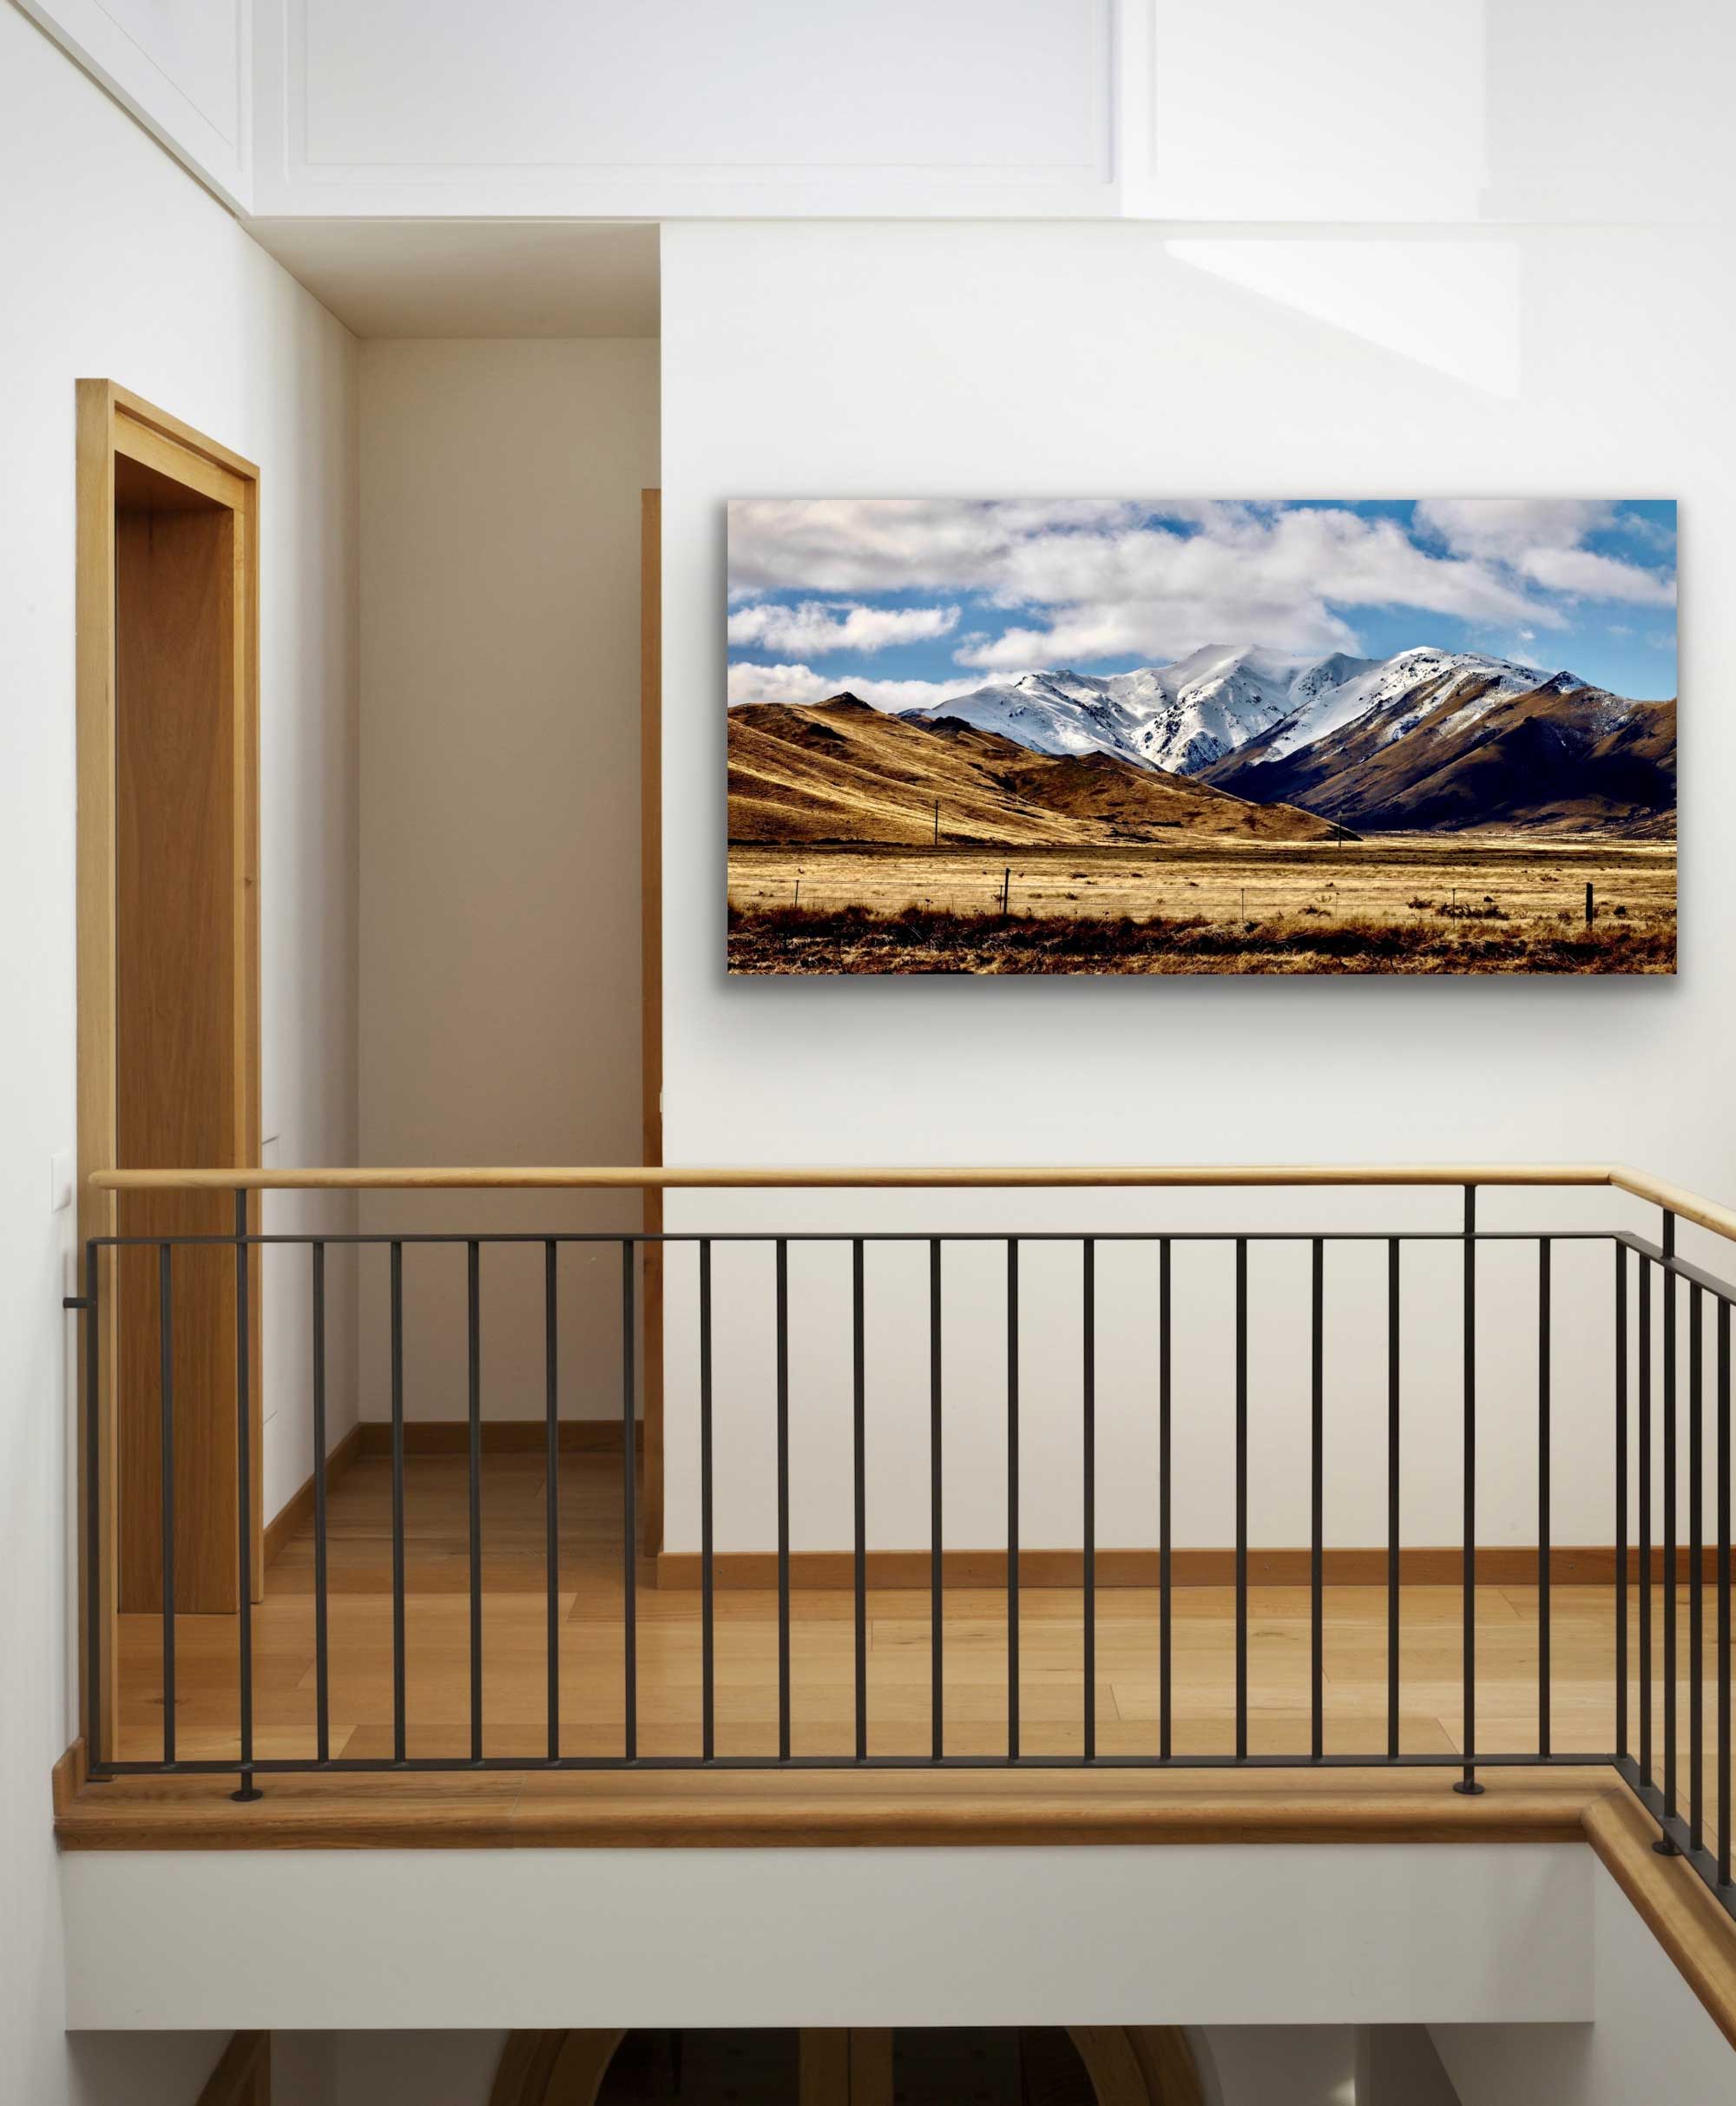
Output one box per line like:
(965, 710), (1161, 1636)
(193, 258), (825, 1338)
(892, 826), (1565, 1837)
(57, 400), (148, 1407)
(1516, 545), (1675, 604)
(726, 599), (960, 655)
(1413, 498), (1674, 605)
(727, 498), (1676, 675)
(727, 661), (976, 714)
(954, 503), (1549, 667)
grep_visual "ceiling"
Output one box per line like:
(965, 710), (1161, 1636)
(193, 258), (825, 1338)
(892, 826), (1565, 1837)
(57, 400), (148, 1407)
(247, 219), (660, 339)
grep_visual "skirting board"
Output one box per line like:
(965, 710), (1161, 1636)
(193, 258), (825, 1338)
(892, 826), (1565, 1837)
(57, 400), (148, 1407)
(263, 1424), (363, 1568)
(355, 1420), (644, 1459)
(262, 1421), (644, 1567)
(654, 1545), (1720, 1590)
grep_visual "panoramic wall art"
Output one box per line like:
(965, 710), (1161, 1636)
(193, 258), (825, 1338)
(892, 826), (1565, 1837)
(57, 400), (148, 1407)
(726, 499), (1677, 976)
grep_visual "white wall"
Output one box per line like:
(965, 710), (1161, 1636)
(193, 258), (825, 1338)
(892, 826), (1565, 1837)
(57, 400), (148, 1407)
(657, 218), (1733, 1559)
(358, 339), (658, 1422)
(0, 6), (358, 2098)
(246, 1), (1736, 227)
(61, 1842), (1590, 2030)
(1432, 1853), (1733, 2104)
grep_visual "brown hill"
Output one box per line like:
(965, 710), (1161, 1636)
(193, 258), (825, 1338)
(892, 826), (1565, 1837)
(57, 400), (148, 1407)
(1207, 676), (1675, 838)
(727, 698), (1348, 847)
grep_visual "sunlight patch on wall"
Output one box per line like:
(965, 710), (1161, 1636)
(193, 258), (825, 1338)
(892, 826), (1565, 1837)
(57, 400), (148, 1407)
(1166, 240), (1520, 398)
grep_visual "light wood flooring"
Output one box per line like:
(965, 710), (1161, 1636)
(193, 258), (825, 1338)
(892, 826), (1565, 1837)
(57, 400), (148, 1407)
(100, 1453), (1726, 1790)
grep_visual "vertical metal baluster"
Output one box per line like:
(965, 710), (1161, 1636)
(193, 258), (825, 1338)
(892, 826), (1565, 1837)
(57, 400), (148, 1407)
(1007, 1238), (1020, 1765)
(84, 1239), (102, 1774)
(1615, 1244), (1628, 1764)
(1082, 1237), (1096, 1763)
(701, 1239), (717, 1764)
(233, 1190), (260, 1800)
(1539, 1236), (1552, 1760)
(467, 1241), (483, 1765)
(1640, 1255), (1654, 1787)
(312, 1241), (330, 1765)
(1311, 1236), (1324, 1764)
(773, 1237), (790, 1761)
(1690, 1282), (1705, 1853)
(1719, 1299), (1730, 1892)
(1159, 1238), (1174, 1763)
(852, 1238), (866, 1765)
(544, 1240), (560, 1764)
(621, 1241), (638, 1763)
(930, 1236), (944, 1765)
(1663, 1214), (1679, 1835)
(158, 1242), (175, 1767)
(1234, 1235), (1247, 1762)
(1457, 1183), (1481, 1794)
(1387, 1238), (1401, 1762)
(390, 1239), (406, 1768)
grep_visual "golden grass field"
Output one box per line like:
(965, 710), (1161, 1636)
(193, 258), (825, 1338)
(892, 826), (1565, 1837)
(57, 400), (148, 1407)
(727, 838), (1677, 976)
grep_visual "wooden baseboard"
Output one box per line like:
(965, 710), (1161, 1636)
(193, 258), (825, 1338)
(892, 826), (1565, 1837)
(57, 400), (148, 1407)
(654, 1544), (1719, 1590)
(263, 1424), (364, 1569)
(356, 1419), (645, 1459)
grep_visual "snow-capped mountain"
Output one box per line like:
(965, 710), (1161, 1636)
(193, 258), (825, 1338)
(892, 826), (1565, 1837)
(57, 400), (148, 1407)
(900, 668), (1147, 767)
(910, 644), (1620, 782)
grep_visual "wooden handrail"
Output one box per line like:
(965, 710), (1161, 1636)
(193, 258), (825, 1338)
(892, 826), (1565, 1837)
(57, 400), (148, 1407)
(82, 1161), (1736, 1241)
(90, 1162), (1614, 1191)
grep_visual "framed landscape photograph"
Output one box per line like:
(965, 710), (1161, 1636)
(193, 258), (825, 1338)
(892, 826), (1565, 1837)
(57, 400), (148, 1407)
(726, 498), (1677, 976)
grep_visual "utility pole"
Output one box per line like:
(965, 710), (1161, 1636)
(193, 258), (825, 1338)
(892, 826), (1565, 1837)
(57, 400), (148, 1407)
(1001, 867), (1011, 916)
(1585, 881), (1595, 926)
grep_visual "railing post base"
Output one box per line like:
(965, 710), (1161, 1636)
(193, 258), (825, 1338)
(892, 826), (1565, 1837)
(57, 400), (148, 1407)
(230, 1779), (263, 1803)
(1454, 1771), (1484, 1796)
(1653, 1836), (1680, 1856)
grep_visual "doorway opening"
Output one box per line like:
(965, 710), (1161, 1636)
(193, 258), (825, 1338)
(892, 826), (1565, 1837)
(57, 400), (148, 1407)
(76, 383), (261, 1745)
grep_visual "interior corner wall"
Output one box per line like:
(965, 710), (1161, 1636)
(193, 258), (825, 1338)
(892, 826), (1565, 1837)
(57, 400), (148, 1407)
(0, 5), (359, 2097)
(655, 220), (1733, 1557)
(356, 339), (659, 1425)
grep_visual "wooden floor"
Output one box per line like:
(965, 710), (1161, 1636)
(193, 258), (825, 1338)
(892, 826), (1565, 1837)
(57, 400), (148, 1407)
(69, 1453), (1732, 1845)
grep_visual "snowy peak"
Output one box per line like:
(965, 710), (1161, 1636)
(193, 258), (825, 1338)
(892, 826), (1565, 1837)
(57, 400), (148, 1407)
(911, 645), (1626, 782)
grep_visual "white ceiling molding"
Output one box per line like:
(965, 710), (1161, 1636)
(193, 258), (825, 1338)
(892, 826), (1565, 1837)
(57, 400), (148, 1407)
(14, 0), (249, 210)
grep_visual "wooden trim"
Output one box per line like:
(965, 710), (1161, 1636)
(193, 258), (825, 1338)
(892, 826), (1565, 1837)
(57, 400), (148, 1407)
(112, 417), (248, 510)
(641, 489), (664, 1562)
(90, 1162), (1629, 1193)
(846, 2030), (893, 2106)
(55, 1763), (1603, 1853)
(262, 1424), (364, 1568)
(195, 2032), (270, 2106)
(489, 2032), (624, 2106)
(51, 1739), (89, 1818)
(1585, 1790), (1736, 2051)
(1070, 2027), (1153, 2106)
(106, 381), (259, 484)
(77, 382), (263, 1735)
(653, 1543), (1701, 1591)
(75, 378), (120, 1756)
(354, 1419), (645, 1459)
(490, 2035), (569, 2106)
(799, 2030), (850, 2106)
(1126, 2029), (1205, 2106)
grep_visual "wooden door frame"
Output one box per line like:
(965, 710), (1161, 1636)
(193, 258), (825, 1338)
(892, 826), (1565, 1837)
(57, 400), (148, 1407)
(641, 487), (663, 1556)
(76, 380), (263, 1754)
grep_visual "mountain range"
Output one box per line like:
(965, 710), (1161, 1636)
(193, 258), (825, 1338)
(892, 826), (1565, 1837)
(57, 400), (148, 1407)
(898, 645), (1675, 836)
(727, 698), (1347, 848)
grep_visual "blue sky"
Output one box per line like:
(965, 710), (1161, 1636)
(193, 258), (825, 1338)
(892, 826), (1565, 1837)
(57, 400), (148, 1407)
(727, 497), (1678, 711)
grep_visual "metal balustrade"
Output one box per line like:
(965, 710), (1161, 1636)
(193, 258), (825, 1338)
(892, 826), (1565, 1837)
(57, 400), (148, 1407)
(64, 1162), (1736, 1927)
